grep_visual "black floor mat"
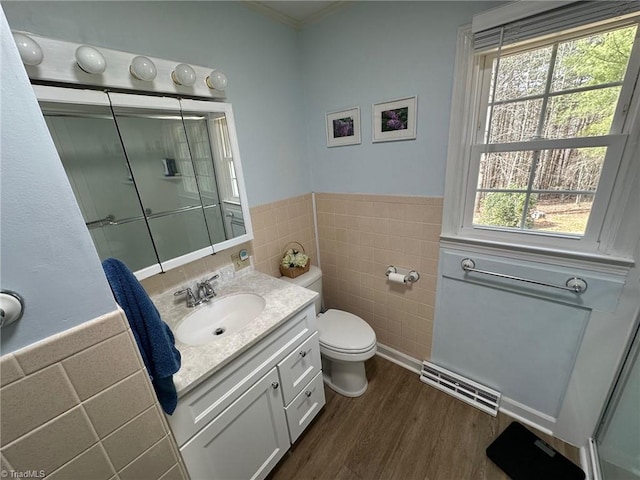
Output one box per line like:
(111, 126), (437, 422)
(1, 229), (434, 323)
(486, 421), (585, 480)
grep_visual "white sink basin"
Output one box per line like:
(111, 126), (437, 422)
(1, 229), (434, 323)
(175, 293), (266, 346)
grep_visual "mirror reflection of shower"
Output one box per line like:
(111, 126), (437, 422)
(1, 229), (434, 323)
(40, 90), (249, 276)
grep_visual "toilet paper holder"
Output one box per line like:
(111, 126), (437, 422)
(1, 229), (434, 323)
(385, 266), (420, 284)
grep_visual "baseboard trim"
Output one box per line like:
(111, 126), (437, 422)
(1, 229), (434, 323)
(376, 346), (593, 477)
(375, 347), (568, 446)
(375, 343), (422, 375)
(499, 396), (556, 436)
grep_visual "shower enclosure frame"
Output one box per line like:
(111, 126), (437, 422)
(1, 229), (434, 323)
(590, 310), (640, 479)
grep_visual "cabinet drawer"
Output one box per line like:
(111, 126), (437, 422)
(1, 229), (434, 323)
(277, 331), (321, 405)
(285, 371), (326, 443)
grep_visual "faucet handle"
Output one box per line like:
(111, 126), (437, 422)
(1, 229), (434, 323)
(174, 287), (196, 308)
(201, 275), (218, 298)
(174, 287), (193, 296)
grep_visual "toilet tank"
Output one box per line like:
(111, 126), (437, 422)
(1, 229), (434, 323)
(280, 265), (323, 315)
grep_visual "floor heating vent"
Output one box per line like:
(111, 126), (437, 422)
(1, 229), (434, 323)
(420, 361), (501, 416)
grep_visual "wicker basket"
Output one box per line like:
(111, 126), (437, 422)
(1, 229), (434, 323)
(279, 241), (310, 278)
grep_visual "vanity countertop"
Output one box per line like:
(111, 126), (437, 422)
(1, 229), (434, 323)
(152, 269), (317, 397)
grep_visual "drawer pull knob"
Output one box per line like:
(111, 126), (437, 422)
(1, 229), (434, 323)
(299, 351), (307, 358)
(272, 382), (279, 389)
(305, 391), (312, 397)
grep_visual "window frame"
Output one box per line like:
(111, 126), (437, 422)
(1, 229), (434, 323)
(442, 16), (640, 264)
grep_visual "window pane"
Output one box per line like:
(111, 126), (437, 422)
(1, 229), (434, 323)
(473, 191), (528, 229)
(493, 46), (553, 101)
(488, 98), (543, 143)
(551, 25), (638, 92)
(526, 194), (594, 235)
(182, 119), (222, 204)
(533, 147), (606, 191)
(478, 151), (533, 190)
(543, 87), (621, 138)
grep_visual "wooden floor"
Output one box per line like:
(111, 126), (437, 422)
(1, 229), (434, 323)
(269, 356), (581, 480)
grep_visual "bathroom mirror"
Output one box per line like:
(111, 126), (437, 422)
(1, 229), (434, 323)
(36, 85), (253, 278)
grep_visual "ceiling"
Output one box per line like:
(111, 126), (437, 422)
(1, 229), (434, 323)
(245, 1), (347, 29)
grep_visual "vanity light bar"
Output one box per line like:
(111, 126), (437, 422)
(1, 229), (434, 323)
(13, 31), (228, 99)
(420, 361), (501, 416)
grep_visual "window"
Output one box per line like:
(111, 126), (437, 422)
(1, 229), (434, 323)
(444, 3), (640, 258)
(214, 116), (240, 200)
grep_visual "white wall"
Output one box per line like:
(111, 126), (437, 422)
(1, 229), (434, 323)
(2, 0), (310, 207)
(300, 1), (503, 195)
(0, 8), (116, 353)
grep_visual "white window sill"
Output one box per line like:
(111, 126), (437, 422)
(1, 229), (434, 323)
(440, 234), (635, 273)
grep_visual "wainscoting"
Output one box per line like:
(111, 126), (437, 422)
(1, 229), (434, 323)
(0, 310), (186, 480)
(314, 193), (442, 361)
(248, 192), (442, 362)
(250, 193), (318, 278)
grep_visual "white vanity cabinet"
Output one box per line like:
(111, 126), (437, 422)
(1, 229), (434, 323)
(169, 303), (325, 480)
(180, 367), (289, 480)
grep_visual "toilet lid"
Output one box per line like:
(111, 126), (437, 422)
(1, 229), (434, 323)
(318, 309), (376, 353)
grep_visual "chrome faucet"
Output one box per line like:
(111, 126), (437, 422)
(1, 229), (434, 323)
(174, 274), (220, 308)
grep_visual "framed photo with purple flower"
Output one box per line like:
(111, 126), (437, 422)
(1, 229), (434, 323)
(372, 96), (417, 142)
(326, 107), (361, 147)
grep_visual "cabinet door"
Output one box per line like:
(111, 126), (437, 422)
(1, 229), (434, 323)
(180, 368), (289, 480)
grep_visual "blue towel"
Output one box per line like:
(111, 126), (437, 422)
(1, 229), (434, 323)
(102, 258), (181, 414)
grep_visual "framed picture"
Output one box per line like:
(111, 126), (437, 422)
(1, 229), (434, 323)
(326, 107), (361, 147)
(372, 96), (417, 142)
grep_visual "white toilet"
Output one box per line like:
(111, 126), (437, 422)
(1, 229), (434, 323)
(281, 266), (377, 397)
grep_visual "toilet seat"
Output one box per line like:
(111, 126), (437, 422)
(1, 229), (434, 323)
(317, 309), (377, 354)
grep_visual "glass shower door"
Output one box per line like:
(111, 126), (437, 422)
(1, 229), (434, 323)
(595, 313), (640, 479)
(109, 95), (214, 266)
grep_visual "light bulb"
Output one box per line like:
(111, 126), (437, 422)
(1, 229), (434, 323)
(75, 45), (106, 74)
(171, 63), (196, 86)
(206, 70), (228, 90)
(130, 55), (157, 81)
(13, 32), (43, 66)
